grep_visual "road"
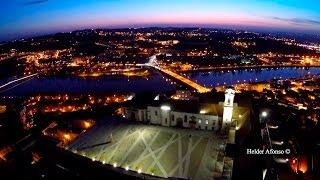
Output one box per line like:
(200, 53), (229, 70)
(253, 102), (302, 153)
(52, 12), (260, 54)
(0, 73), (38, 93)
(138, 55), (212, 93)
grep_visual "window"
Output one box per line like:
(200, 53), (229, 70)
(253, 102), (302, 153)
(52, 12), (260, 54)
(184, 115), (187, 122)
(205, 120), (209, 125)
(155, 110), (158, 116)
(171, 114), (175, 121)
(198, 119), (202, 124)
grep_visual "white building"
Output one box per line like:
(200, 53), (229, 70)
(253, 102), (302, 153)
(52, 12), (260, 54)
(146, 105), (220, 130)
(222, 88), (235, 130)
(124, 89), (249, 132)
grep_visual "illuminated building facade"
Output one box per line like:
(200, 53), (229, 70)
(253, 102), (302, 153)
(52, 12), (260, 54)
(124, 90), (249, 132)
(222, 88), (235, 130)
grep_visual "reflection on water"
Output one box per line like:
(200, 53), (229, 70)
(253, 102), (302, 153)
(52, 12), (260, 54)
(0, 73), (176, 96)
(186, 67), (320, 87)
(1, 67), (320, 96)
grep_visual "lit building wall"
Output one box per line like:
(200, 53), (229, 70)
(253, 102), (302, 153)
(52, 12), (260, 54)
(222, 88), (235, 130)
(125, 98), (246, 131)
(147, 106), (162, 125)
(160, 108), (171, 127)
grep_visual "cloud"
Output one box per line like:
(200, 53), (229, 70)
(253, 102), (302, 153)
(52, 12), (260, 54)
(271, 17), (320, 26)
(24, 0), (48, 6)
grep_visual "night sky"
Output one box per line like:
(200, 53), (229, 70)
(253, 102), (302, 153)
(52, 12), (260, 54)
(1, 0), (320, 41)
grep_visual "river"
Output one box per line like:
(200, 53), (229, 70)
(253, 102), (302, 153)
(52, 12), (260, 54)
(1, 67), (320, 96)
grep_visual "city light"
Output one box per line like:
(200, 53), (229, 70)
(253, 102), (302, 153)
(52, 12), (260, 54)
(1, 9), (320, 179)
(268, 125), (278, 129)
(63, 133), (71, 140)
(290, 157), (308, 174)
(274, 157), (289, 164)
(271, 140), (284, 145)
(127, 95), (134, 100)
(154, 95), (160, 100)
(138, 168), (142, 174)
(84, 121), (91, 129)
(261, 111), (268, 117)
(160, 105), (171, 111)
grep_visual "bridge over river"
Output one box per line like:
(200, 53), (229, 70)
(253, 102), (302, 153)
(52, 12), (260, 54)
(137, 55), (212, 93)
(0, 73), (38, 93)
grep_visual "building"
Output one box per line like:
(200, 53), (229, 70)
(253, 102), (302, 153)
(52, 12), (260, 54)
(170, 90), (198, 100)
(146, 104), (220, 130)
(222, 88), (235, 130)
(0, 105), (6, 113)
(124, 88), (250, 133)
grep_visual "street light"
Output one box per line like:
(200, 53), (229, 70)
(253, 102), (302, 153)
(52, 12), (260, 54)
(268, 125), (278, 129)
(125, 166), (129, 171)
(63, 133), (71, 140)
(261, 111), (268, 117)
(138, 168), (142, 173)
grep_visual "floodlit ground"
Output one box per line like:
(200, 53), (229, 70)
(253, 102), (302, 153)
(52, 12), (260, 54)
(67, 119), (230, 179)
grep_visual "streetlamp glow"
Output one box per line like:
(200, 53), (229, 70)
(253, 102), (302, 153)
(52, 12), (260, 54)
(127, 95), (134, 100)
(200, 110), (206, 114)
(268, 125), (278, 129)
(138, 168), (142, 173)
(63, 133), (71, 140)
(261, 111), (268, 117)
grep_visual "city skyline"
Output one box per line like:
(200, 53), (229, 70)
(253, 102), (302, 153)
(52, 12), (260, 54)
(1, 12), (320, 179)
(1, 0), (320, 41)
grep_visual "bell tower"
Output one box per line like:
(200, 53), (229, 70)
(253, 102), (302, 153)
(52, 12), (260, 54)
(222, 88), (235, 130)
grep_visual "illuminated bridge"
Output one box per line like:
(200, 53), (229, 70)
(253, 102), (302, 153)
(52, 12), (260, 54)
(138, 55), (212, 93)
(0, 73), (38, 93)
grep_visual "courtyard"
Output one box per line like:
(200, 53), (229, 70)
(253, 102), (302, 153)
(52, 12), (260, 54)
(67, 119), (231, 179)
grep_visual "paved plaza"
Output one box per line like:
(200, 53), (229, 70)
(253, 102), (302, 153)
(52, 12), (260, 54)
(67, 120), (230, 179)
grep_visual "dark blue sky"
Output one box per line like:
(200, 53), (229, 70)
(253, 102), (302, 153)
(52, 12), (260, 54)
(1, 0), (320, 41)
